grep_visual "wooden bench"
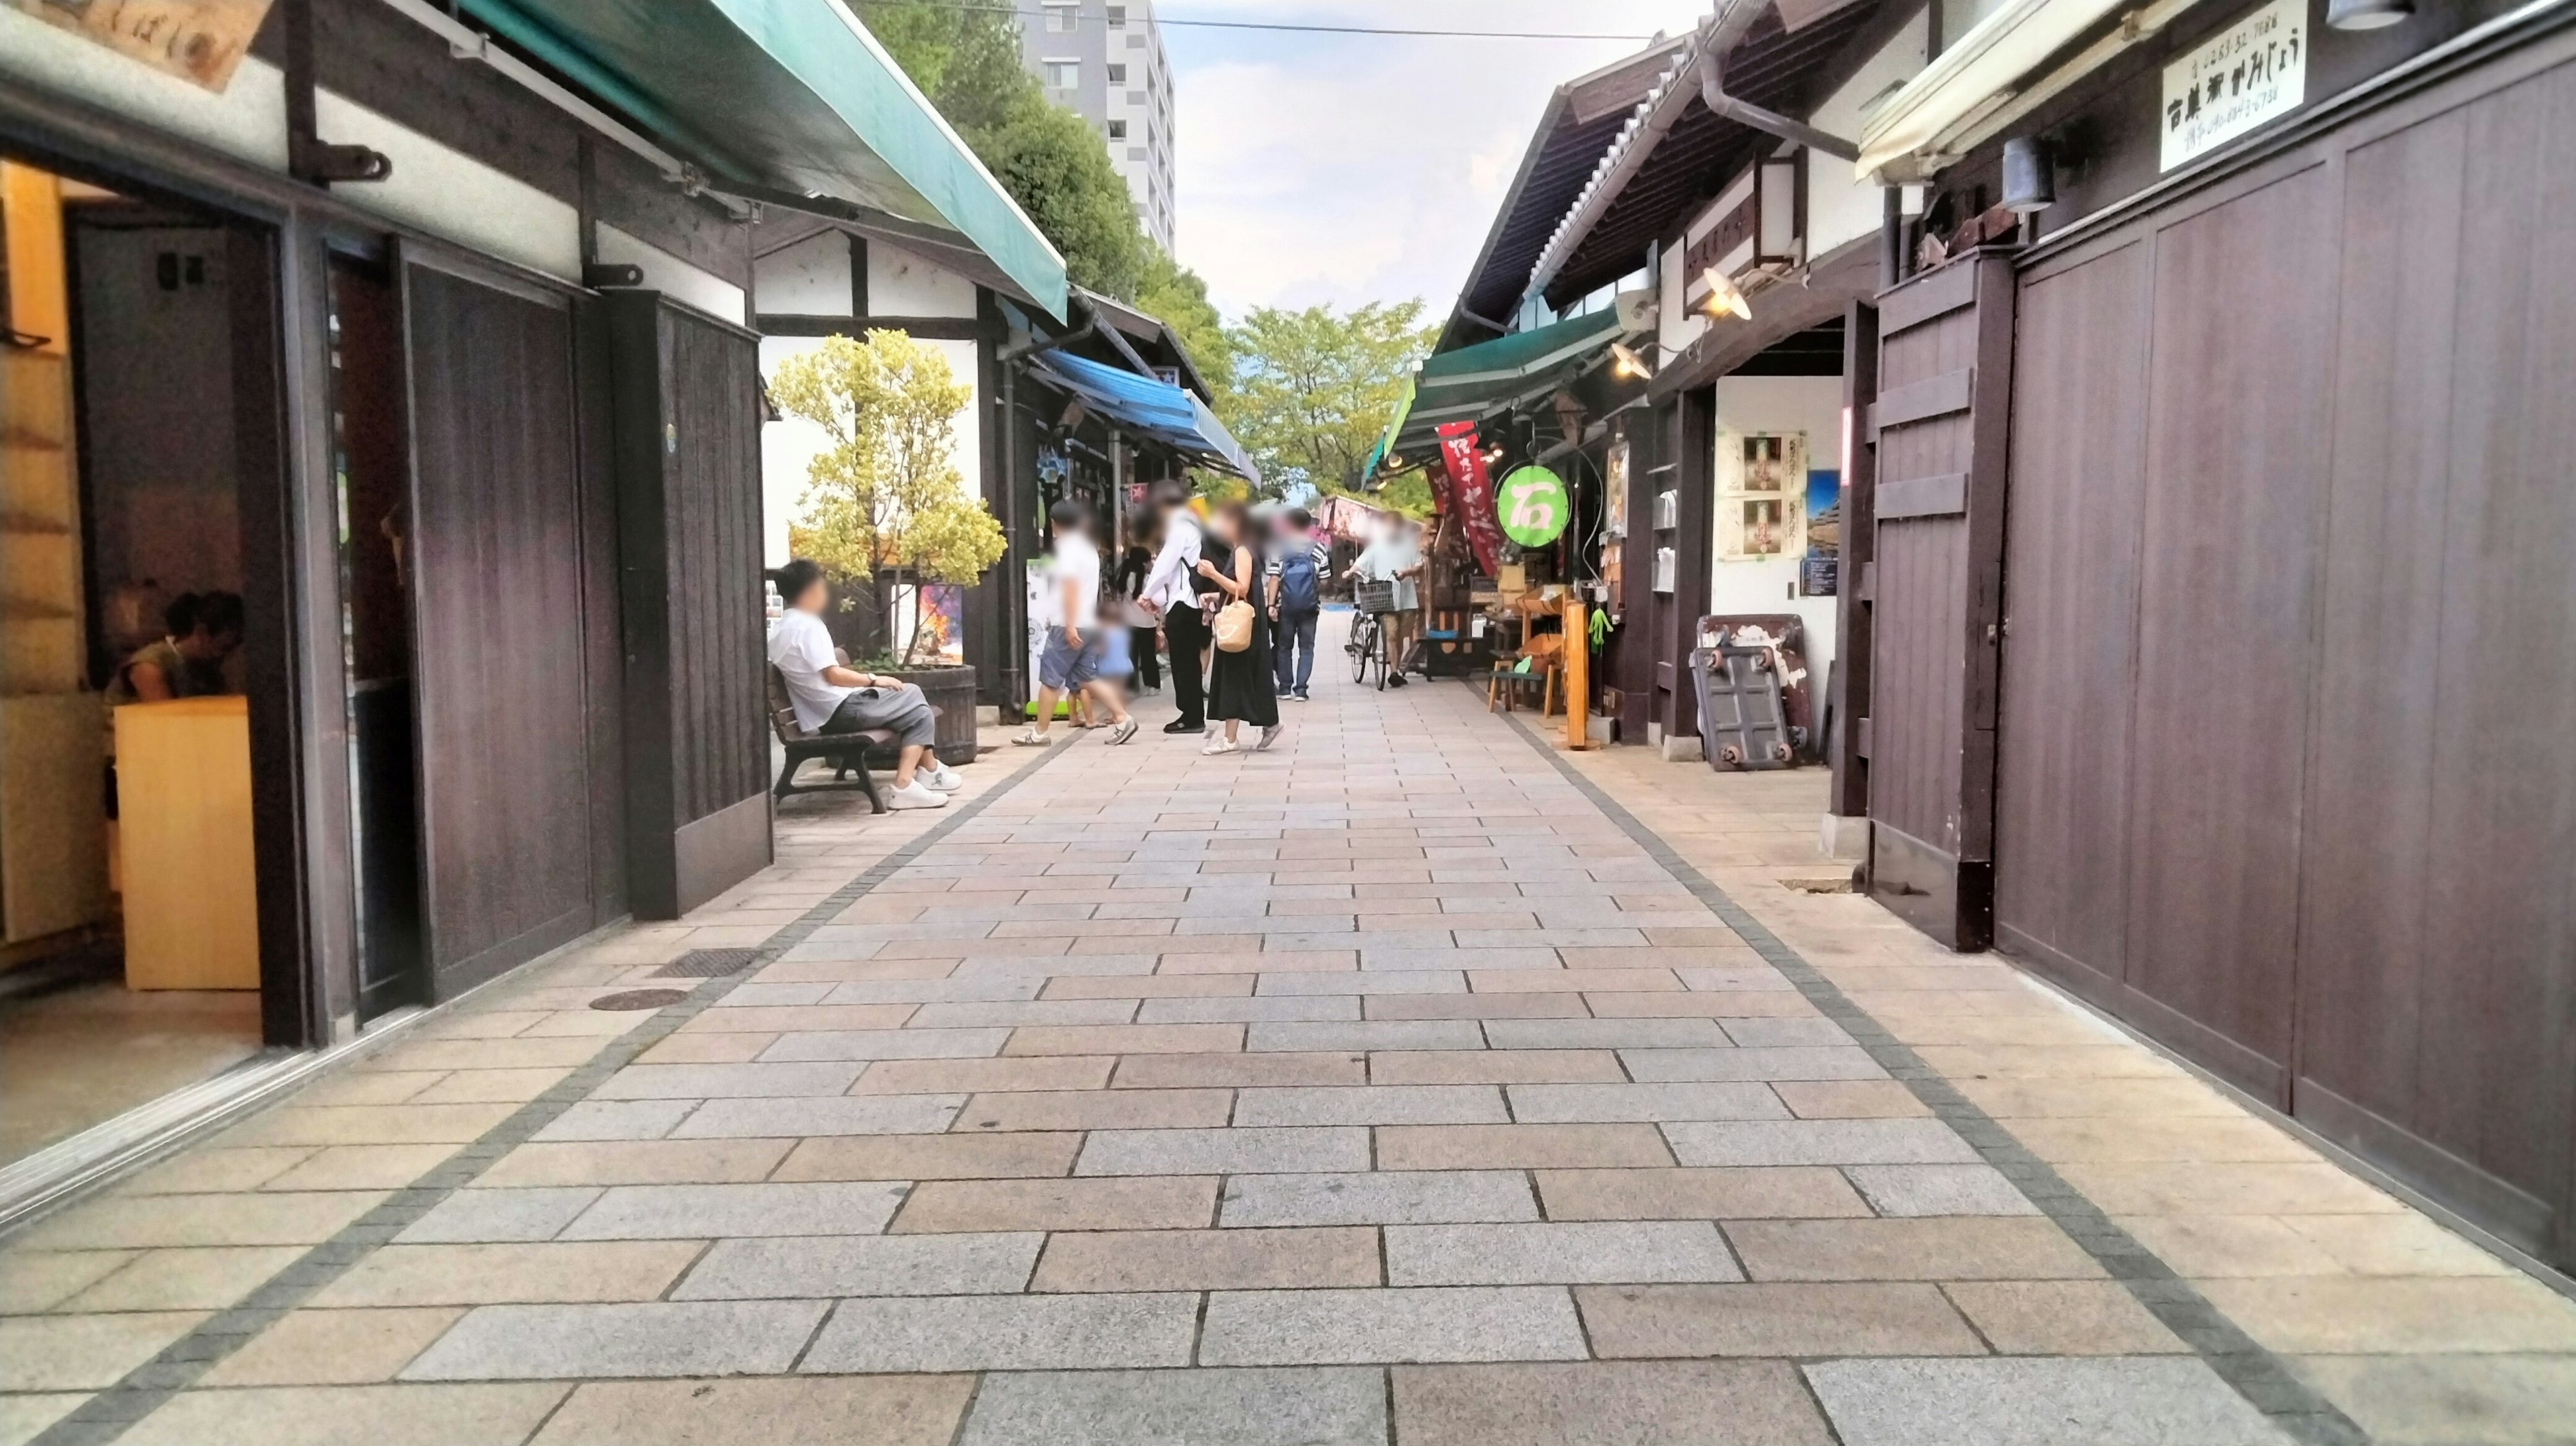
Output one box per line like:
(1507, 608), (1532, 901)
(767, 666), (892, 812)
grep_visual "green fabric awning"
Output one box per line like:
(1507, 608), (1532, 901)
(458, 0), (1067, 318)
(1371, 308), (1624, 472)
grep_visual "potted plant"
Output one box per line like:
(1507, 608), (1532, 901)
(771, 330), (1006, 765)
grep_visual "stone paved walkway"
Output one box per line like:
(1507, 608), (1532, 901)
(3, 617), (2573, 1445)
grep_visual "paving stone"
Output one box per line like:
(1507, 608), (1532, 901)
(398, 1187), (600, 1243)
(1471, 968), (1681, 994)
(0, 1250), (135, 1313)
(1621, 1047), (1889, 1082)
(957, 1088), (1233, 1132)
(850, 1056), (1113, 1095)
(119, 1383), (573, 1446)
(557, 1182), (910, 1239)
(1368, 947), (1558, 971)
(1845, 1164), (2042, 1217)
(17, 1190), (392, 1249)
(1377, 1123), (1673, 1171)
(1587, 992), (1820, 1019)
(958, 1367), (1385, 1446)
(225, 1102), (523, 1147)
(313, 1242), (704, 1306)
(1235, 1084), (1507, 1126)
(1254, 970), (1467, 996)
(478, 1140), (791, 1188)
(682, 1005), (918, 1034)
(200, 1306), (466, 1386)
(531, 1376), (974, 1445)
(1364, 993), (1590, 1019)
(1537, 1167), (1874, 1221)
(1662, 1119), (1982, 1166)
(1044, 974), (1254, 999)
(592, 1062), (863, 1099)
(1198, 1285), (1585, 1364)
(1774, 1081), (1933, 1119)
(1942, 1281), (2188, 1355)
(1484, 1019), (1733, 1050)
(816, 977), (1044, 1003)
(1219, 1170), (1537, 1227)
(1005, 1023), (1245, 1056)
(1077, 1127), (1372, 1176)
(1577, 1282), (1987, 1357)
(757, 1029), (1014, 1062)
(533, 1101), (696, 1142)
(1725, 1219), (2104, 1282)
(670, 1095), (965, 1138)
(53, 1244), (302, 1312)
(0, 1393), (91, 1443)
(673, 1233), (1040, 1298)
(908, 1000), (1139, 1027)
(1721, 1018), (1858, 1048)
(1507, 1082), (1789, 1123)
(893, 1176), (1218, 1233)
(801, 1292), (1198, 1372)
(771, 1133), (1081, 1182)
(402, 1300), (828, 1380)
(1248, 1020), (1486, 1052)
(1031, 1227), (1381, 1292)
(1387, 1221), (1742, 1286)
(1802, 1357), (2294, 1446)
(0, 1310), (209, 1390)
(2194, 1274), (2576, 1353)
(1391, 1360), (1836, 1446)
(1112, 1052), (1368, 1088)
(1135, 995), (1359, 1022)
(1368, 1049), (1626, 1084)
(2287, 1353), (2576, 1445)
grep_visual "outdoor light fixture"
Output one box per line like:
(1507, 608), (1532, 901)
(2001, 136), (2055, 214)
(1697, 268), (1752, 321)
(2327, 0), (2413, 27)
(1610, 341), (1654, 380)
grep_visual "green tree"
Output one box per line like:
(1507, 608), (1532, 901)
(1224, 300), (1436, 498)
(771, 331), (1007, 664)
(1136, 247), (1233, 388)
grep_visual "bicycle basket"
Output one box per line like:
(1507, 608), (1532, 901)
(1354, 581), (1398, 614)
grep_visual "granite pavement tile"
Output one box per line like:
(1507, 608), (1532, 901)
(401, 1300), (828, 1380)
(1801, 1357), (2293, 1446)
(956, 1367), (1385, 1446)
(1030, 1227), (1381, 1292)
(1198, 1286), (1587, 1365)
(801, 1292), (1198, 1372)
(1390, 1360), (1835, 1446)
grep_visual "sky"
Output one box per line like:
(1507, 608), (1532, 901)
(1161, 1), (1717, 320)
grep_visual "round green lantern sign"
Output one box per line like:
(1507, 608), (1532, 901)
(1497, 465), (1569, 547)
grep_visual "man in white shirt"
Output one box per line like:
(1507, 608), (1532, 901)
(1137, 488), (1211, 733)
(1347, 517), (1426, 686)
(1016, 500), (1135, 746)
(766, 559), (956, 810)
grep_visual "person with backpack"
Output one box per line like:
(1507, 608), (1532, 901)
(1265, 508), (1327, 702)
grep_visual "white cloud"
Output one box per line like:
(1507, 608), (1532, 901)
(1163, 0), (1714, 318)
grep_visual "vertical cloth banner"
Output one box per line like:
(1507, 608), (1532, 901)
(1436, 421), (1505, 576)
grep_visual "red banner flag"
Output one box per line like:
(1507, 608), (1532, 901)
(1436, 421), (1504, 575)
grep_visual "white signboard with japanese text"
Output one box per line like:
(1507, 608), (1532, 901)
(2161, 0), (2308, 171)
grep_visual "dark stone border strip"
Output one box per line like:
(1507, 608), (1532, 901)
(1492, 704), (2368, 1446)
(34, 743), (1067, 1446)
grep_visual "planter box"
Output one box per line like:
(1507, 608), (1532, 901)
(883, 665), (981, 767)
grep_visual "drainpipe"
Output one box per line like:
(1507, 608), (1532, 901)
(1698, 48), (1861, 161)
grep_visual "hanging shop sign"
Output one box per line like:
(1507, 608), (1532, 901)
(1434, 421), (1505, 575)
(2160, 0), (2307, 172)
(10, 0), (274, 92)
(1497, 465), (1570, 548)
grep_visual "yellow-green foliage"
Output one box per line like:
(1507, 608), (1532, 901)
(769, 331), (1006, 587)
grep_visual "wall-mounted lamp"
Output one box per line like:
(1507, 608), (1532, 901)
(1609, 342), (1654, 380)
(2327, 0), (2413, 27)
(1697, 268), (1752, 321)
(2001, 136), (2055, 214)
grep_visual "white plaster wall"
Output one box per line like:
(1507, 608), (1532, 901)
(754, 231), (854, 316)
(868, 241), (977, 318)
(0, 12), (290, 172)
(315, 91), (580, 280)
(1710, 374), (1845, 697)
(596, 223), (747, 326)
(758, 334), (983, 568)
(1807, 9), (1930, 258)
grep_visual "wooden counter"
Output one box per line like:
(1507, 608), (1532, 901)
(114, 696), (258, 991)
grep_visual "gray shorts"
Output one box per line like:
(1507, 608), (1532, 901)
(1039, 626), (1104, 690)
(825, 686), (936, 748)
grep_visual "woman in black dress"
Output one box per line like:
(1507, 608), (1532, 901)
(1196, 500), (1281, 754)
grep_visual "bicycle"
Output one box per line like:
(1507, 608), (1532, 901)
(1346, 608), (1381, 687)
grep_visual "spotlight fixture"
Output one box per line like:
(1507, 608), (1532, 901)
(2327, 0), (2412, 27)
(1609, 341), (1654, 380)
(2000, 135), (2055, 214)
(1697, 268), (1752, 321)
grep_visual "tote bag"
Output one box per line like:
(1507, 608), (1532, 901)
(1212, 599), (1255, 653)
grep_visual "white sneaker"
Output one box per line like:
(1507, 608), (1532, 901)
(885, 780), (949, 810)
(920, 763), (963, 792)
(1201, 736), (1237, 756)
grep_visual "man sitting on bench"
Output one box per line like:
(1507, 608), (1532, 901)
(767, 559), (957, 810)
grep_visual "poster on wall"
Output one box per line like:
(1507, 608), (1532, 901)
(1602, 440), (1629, 618)
(1802, 469), (1840, 597)
(2160, 0), (2306, 171)
(892, 583), (967, 667)
(10, 0), (274, 91)
(1717, 431), (1808, 561)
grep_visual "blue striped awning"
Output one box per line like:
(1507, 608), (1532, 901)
(1027, 350), (1261, 486)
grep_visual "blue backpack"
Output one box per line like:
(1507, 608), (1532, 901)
(1276, 548), (1320, 612)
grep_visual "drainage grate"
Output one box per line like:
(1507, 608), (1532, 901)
(651, 948), (760, 979)
(590, 988), (690, 1012)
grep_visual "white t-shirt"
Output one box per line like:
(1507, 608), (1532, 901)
(767, 608), (852, 735)
(1049, 537), (1100, 630)
(1355, 534), (1421, 611)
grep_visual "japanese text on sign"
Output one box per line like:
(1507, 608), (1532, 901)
(2161, 0), (2307, 171)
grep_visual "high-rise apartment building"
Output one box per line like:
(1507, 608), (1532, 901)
(1016, 0), (1176, 253)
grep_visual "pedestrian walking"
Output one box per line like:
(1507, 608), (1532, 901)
(1140, 488), (1214, 734)
(1116, 504), (1163, 695)
(1197, 500), (1281, 754)
(1347, 516), (1425, 687)
(1266, 507), (1326, 702)
(1016, 500), (1136, 747)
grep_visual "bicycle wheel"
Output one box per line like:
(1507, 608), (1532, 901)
(1348, 614), (1377, 685)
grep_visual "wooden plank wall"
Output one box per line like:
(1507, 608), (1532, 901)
(659, 308), (768, 824)
(1992, 41), (2576, 1260)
